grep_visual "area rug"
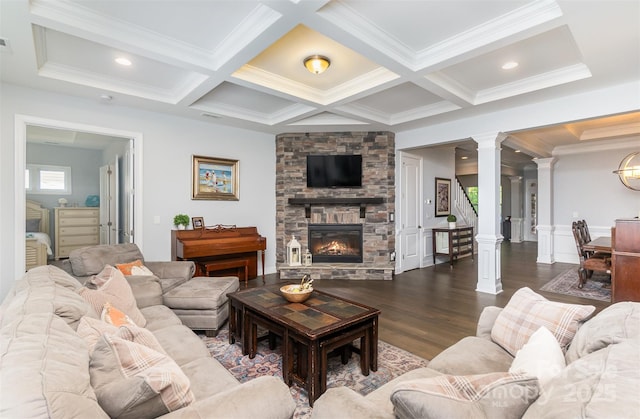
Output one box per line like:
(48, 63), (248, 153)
(540, 267), (611, 302)
(201, 326), (429, 418)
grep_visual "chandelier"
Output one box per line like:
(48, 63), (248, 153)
(613, 152), (640, 191)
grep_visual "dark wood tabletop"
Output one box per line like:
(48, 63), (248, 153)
(583, 236), (612, 253)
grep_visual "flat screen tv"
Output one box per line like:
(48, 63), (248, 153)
(307, 155), (362, 188)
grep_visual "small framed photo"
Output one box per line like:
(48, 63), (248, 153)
(192, 155), (239, 200)
(192, 217), (204, 229)
(435, 177), (451, 217)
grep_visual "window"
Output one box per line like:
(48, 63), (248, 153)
(25, 164), (71, 195)
(467, 186), (479, 212)
(466, 186), (502, 213)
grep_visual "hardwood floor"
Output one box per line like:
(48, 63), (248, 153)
(249, 241), (610, 361)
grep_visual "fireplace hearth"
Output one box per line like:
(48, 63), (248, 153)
(308, 224), (363, 263)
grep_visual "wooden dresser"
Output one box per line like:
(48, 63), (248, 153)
(54, 207), (100, 259)
(612, 218), (640, 303)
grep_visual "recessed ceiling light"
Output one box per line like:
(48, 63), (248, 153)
(502, 61), (518, 70)
(461, 156), (469, 160)
(115, 57), (132, 66)
(514, 149), (521, 153)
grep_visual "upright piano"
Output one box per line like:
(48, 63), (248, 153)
(171, 225), (266, 279)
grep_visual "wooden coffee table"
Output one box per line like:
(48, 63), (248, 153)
(227, 285), (380, 406)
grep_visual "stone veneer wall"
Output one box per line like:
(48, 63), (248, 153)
(275, 132), (395, 280)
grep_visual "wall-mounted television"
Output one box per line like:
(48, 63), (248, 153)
(307, 155), (362, 188)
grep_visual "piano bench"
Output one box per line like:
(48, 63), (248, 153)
(200, 258), (250, 286)
(163, 276), (240, 337)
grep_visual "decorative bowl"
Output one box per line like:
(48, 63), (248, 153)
(280, 284), (313, 303)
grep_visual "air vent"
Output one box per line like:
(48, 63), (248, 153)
(201, 112), (222, 119)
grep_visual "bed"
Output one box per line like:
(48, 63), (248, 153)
(26, 200), (52, 271)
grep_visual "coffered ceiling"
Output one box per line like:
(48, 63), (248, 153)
(1, 0), (639, 155)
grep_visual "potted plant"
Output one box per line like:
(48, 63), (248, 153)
(173, 214), (190, 230)
(447, 214), (457, 229)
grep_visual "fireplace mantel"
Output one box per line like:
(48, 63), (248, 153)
(288, 197), (384, 218)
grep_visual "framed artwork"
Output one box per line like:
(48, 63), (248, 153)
(192, 217), (204, 229)
(192, 155), (239, 200)
(435, 177), (451, 217)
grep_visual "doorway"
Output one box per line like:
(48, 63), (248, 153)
(14, 115), (143, 274)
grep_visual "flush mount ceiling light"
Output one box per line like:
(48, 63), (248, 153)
(304, 55), (330, 74)
(502, 61), (519, 70)
(115, 57), (132, 66)
(613, 151), (640, 191)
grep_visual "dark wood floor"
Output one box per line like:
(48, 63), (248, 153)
(248, 241), (609, 360)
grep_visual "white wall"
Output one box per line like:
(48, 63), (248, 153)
(553, 147), (640, 263)
(1, 83), (275, 300)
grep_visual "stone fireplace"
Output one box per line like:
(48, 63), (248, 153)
(275, 132), (395, 280)
(308, 224), (363, 264)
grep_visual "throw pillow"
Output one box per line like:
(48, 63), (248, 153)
(509, 326), (566, 390)
(26, 218), (40, 232)
(101, 302), (136, 327)
(78, 265), (146, 327)
(130, 265), (154, 276)
(90, 334), (194, 419)
(491, 287), (595, 356)
(77, 316), (166, 355)
(391, 372), (539, 419)
(115, 259), (144, 276)
(565, 301), (640, 363)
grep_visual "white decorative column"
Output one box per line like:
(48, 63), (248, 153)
(534, 157), (556, 264)
(474, 133), (504, 295)
(509, 176), (523, 243)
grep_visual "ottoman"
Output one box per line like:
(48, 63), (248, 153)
(163, 276), (239, 337)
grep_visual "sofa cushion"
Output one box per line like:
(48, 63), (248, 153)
(151, 324), (211, 366)
(90, 334), (195, 419)
(391, 372), (539, 419)
(69, 243), (145, 276)
(139, 305), (183, 332)
(1, 265), (97, 330)
(523, 339), (640, 418)
(0, 312), (108, 418)
(491, 287), (595, 356)
(428, 336), (515, 375)
(78, 265), (147, 327)
(509, 326), (565, 390)
(565, 301), (640, 364)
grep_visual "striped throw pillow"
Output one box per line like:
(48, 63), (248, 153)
(491, 287), (595, 356)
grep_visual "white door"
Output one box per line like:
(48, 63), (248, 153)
(122, 143), (134, 243)
(400, 153), (422, 272)
(99, 157), (119, 244)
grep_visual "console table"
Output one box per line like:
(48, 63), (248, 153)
(432, 226), (474, 267)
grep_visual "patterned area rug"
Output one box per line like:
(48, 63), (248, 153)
(540, 267), (611, 302)
(201, 326), (429, 418)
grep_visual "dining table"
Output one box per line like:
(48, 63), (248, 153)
(583, 236), (612, 253)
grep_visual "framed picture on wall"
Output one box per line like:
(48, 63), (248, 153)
(435, 177), (451, 217)
(192, 155), (239, 200)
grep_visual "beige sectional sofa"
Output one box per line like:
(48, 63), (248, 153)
(0, 265), (296, 418)
(312, 288), (640, 419)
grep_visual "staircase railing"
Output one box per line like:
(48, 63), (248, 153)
(453, 177), (478, 241)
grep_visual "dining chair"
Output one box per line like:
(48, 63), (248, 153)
(571, 220), (611, 288)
